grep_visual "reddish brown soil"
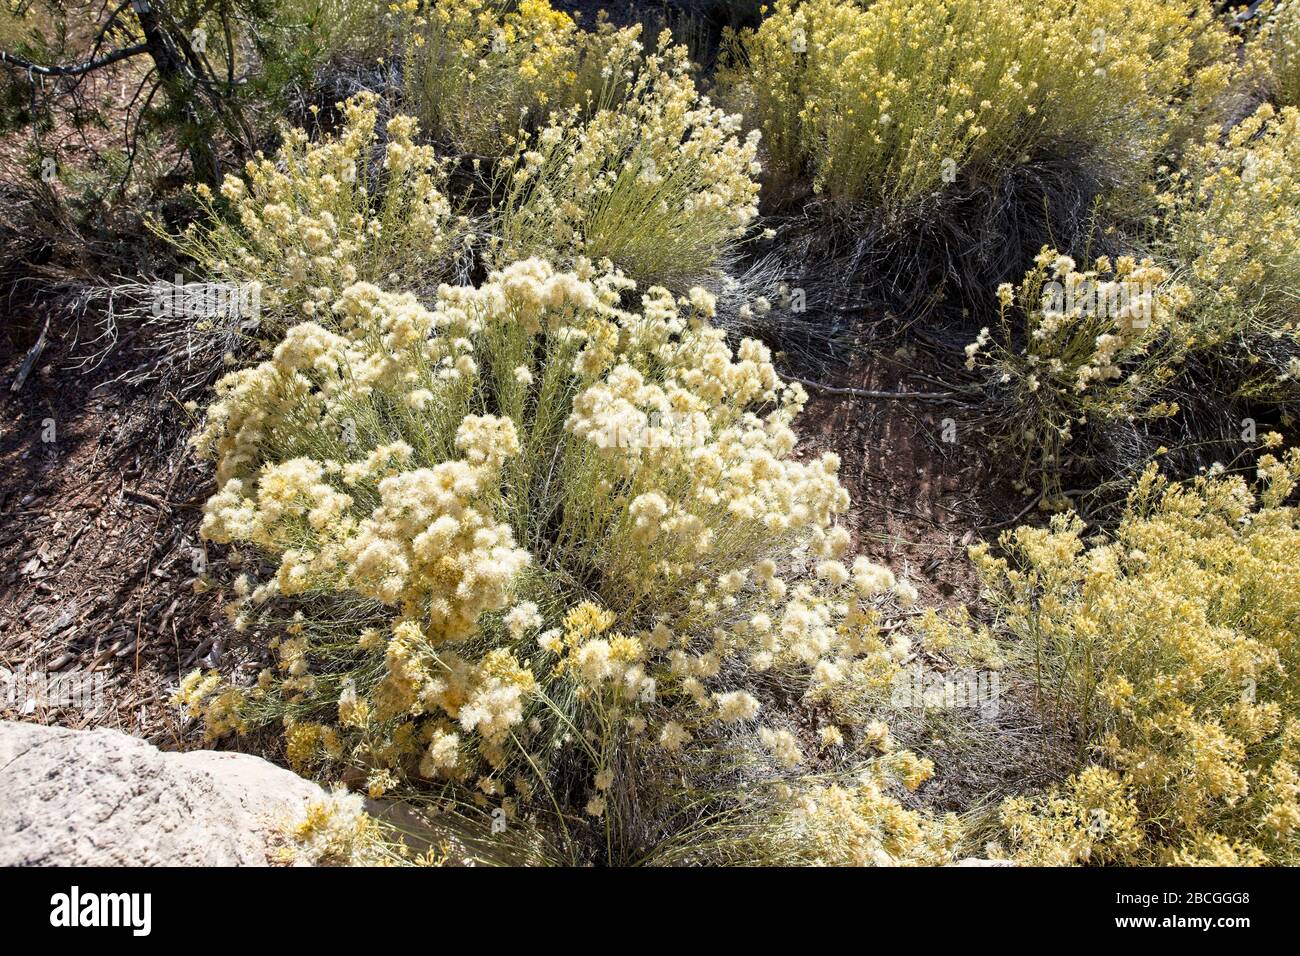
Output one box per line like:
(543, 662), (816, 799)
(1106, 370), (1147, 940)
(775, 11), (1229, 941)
(799, 346), (1018, 610)
(0, 314), (230, 744)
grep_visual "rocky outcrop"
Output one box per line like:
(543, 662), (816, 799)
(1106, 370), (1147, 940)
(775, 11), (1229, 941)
(0, 721), (327, 866)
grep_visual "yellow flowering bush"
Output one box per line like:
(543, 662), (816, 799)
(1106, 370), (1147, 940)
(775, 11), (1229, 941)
(964, 248), (1189, 496)
(722, 0), (1231, 214)
(161, 92), (467, 329)
(185, 257), (937, 862)
(494, 33), (762, 286)
(1257, 1), (1300, 107)
(401, 0), (641, 155)
(274, 0), (402, 64)
(667, 772), (964, 866)
(1161, 103), (1300, 405)
(975, 451), (1300, 864)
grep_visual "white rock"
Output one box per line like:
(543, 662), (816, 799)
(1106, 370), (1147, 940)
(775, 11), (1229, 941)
(0, 721), (328, 866)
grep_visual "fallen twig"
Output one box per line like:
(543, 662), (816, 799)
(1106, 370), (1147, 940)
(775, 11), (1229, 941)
(10, 318), (50, 393)
(790, 374), (964, 402)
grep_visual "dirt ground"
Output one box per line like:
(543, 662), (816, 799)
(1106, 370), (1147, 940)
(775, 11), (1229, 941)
(796, 343), (1074, 813)
(0, 309), (225, 745)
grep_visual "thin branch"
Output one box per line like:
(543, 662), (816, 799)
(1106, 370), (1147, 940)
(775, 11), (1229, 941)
(0, 43), (149, 77)
(789, 375), (965, 402)
(979, 496), (1042, 532)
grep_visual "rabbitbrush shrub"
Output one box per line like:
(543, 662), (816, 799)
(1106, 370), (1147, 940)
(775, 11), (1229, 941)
(721, 0), (1231, 216)
(1161, 103), (1300, 408)
(963, 248), (1191, 497)
(492, 32), (762, 287)
(161, 93), (468, 330)
(974, 449), (1300, 864)
(401, 0), (642, 156)
(1255, 1), (1300, 108)
(179, 258), (948, 863)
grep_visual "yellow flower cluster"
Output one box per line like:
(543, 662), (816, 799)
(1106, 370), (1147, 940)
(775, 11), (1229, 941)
(710, 769), (962, 866)
(778, 778), (960, 866)
(1161, 103), (1300, 405)
(494, 33), (762, 285)
(975, 452), (1300, 864)
(402, 0), (639, 155)
(279, 787), (384, 865)
(966, 248), (1189, 496)
(722, 0), (1230, 212)
(162, 92), (466, 328)
(185, 255), (937, 859)
(172, 668), (247, 738)
(1256, 1), (1300, 107)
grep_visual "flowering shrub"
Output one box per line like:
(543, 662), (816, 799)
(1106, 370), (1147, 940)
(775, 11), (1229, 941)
(161, 92), (467, 329)
(1161, 103), (1300, 405)
(721, 0), (1230, 214)
(1257, 1), (1300, 107)
(493, 33), (762, 287)
(273, 0), (401, 65)
(963, 248), (1189, 496)
(184, 258), (935, 862)
(401, 0), (641, 155)
(975, 449), (1300, 864)
(673, 772), (964, 866)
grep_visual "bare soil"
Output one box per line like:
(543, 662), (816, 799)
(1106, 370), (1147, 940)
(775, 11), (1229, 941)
(0, 311), (229, 745)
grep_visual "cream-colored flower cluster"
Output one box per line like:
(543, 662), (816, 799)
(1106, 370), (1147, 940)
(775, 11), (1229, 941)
(759, 774), (961, 866)
(162, 92), (467, 328)
(721, 0), (1230, 212)
(494, 33), (762, 286)
(186, 257), (931, 860)
(965, 247), (1189, 496)
(976, 450), (1300, 864)
(196, 285), (529, 639)
(278, 787), (391, 865)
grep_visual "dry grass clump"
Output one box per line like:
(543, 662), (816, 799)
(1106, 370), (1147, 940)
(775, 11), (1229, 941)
(973, 448), (1300, 864)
